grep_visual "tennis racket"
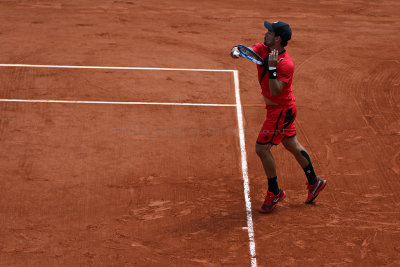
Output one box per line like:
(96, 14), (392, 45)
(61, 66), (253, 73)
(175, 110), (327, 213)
(236, 44), (264, 65)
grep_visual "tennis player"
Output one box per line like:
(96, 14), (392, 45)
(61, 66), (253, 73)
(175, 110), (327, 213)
(231, 21), (327, 213)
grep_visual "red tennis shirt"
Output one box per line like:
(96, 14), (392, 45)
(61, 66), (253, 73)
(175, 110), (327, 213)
(251, 43), (295, 106)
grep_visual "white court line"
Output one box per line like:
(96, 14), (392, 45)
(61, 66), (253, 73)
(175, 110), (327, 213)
(233, 70), (257, 267)
(0, 64), (257, 266)
(0, 99), (235, 107)
(0, 64), (235, 72)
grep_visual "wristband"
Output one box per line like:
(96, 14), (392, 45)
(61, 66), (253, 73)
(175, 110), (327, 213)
(268, 67), (277, 79)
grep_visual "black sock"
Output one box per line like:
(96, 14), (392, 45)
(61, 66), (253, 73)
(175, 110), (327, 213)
(301, 150), (317, 185)
(303, 163), (317, 185)
(267, 176), (279, 195)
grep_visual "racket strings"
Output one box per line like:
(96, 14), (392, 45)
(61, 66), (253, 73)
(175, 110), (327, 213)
(242, 49), (260, 60)
(237, 45), (263, 64)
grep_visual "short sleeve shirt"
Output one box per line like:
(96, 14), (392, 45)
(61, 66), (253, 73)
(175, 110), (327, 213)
(251, 43), (295, 106)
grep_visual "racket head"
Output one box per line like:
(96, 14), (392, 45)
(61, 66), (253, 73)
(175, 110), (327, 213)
(237, 45), (264, 65)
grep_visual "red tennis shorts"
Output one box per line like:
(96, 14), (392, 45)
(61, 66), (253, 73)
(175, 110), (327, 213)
(256, 104), (297, 145)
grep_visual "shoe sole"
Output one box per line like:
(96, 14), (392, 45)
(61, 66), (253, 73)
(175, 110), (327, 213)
(259, 191), (286, 213)
(305, 180), (327, 204)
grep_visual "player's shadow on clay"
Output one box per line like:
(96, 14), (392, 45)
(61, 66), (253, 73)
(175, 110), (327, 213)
(253, 201), (319, 215)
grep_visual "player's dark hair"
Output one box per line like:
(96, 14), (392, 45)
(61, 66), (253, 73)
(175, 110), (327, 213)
(274, 32), (289, 47)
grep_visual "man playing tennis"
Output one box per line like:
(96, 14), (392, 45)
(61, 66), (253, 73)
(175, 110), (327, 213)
(231, 21), (327, 213)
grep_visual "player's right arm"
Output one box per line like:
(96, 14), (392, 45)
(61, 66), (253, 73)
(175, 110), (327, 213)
(231, 44), (261, 59)
(230, 46), (240, 58)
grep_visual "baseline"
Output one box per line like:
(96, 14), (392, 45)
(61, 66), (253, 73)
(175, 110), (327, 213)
(0, 99), (235, 107)
(0, 64), (235, 72)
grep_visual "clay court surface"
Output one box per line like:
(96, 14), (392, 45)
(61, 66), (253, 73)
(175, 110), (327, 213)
(0, 0), (399, 266)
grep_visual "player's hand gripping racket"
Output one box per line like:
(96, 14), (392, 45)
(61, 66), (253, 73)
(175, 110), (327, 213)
(235, 44), (264, 65)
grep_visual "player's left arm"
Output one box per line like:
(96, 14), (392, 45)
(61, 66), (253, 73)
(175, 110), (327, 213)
(268, 49), (289, 96)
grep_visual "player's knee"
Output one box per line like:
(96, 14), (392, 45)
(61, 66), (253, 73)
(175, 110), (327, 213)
(255, 143), (264, 157)
(283, 136), (302, 153)
(255, 143), (269, 158)
(282, 138), (296, 153)
(281, 139), (291, 151)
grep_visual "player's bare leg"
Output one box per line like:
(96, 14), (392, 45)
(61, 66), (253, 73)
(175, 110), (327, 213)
(255, 143), (276, 178)
(281, 135), (309, 168)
